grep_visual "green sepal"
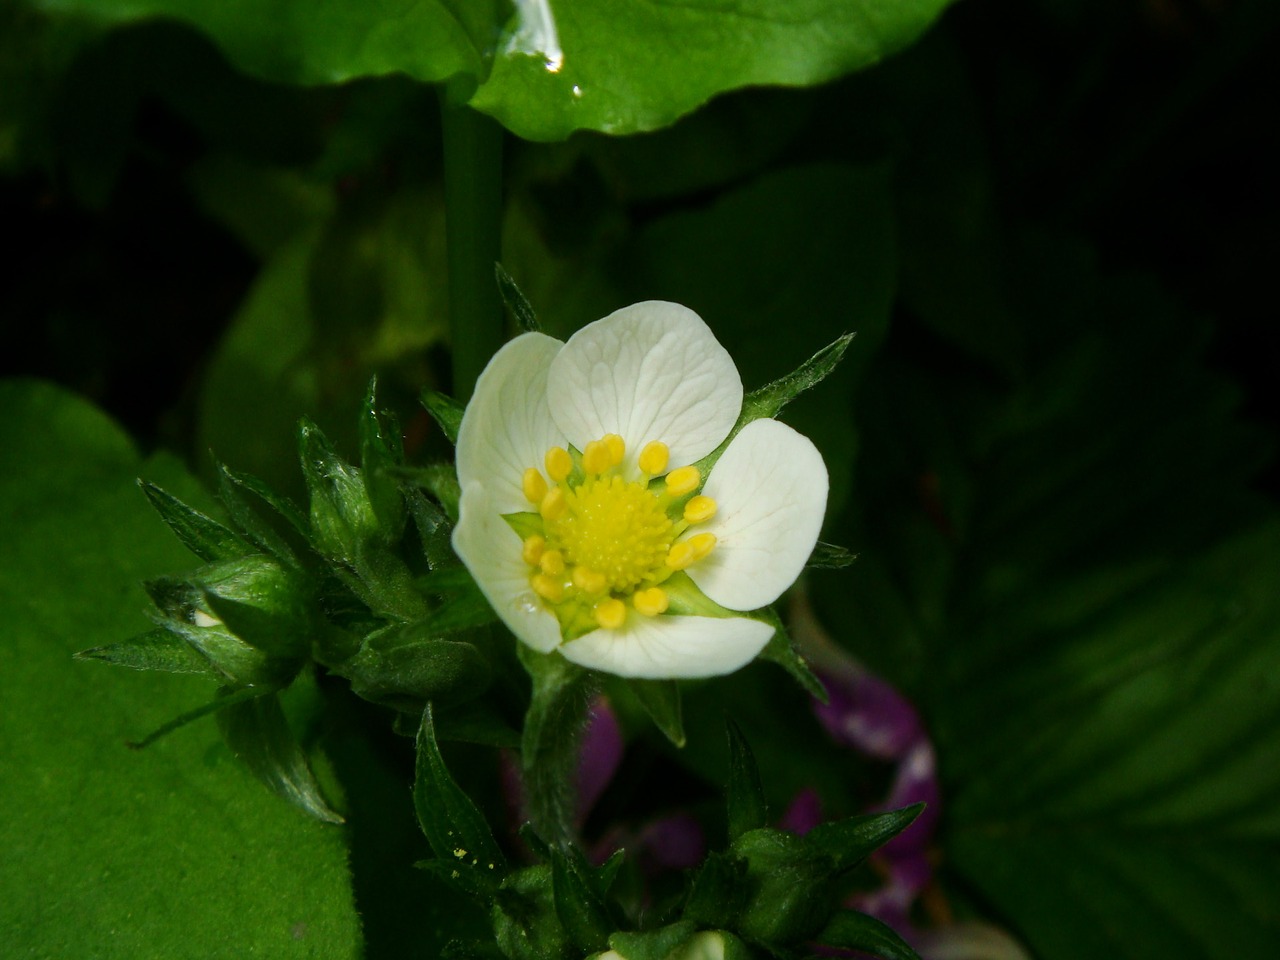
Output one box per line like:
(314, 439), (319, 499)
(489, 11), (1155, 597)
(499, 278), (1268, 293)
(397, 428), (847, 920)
(423, 389), (466, 446)
(816, 911), (921, 960)
(360, 377), (407, 540)
(75, 628), (221, 679)
(414, 704), (508, 884)
(216, 689), (344, 824)
(417, 566), (500, 632)
(726, 719), (767, 842)
(213, 460), (307, 568)
(550, 843), (614, 954)
(492, 865), (571, 960)
(299, 418), (378, 560)
(344, 627), (491, 712)
(496, 262), (541, 333)
(729, 828), (833, 945)
(695, 333), (854, 477)
(628, 679), (686, 748)
(803, 804), (923, 875)
(417, 857), (501, 903)
(756, 610), (827, 703)
(743, 333), (854, 423)
(393, 463), (463, 521)
(663, 571), (739, 620)
(682, 851), (747, 929)
(805, 542), (858, 570)
(597, 849), (625, 892)
(410, 490), (456, 570)
(138, 480), (251, 562)
(196, 557), (315, 659)
(607, 920), (697, 960)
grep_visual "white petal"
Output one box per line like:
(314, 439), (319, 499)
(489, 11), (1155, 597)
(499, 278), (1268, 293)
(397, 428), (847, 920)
(688, 418), (828, 610)
(546, 302), (742, 472)
(455, 332), (564, 515)
(452, 482), (562, 654)
(560, 613), (773, 679)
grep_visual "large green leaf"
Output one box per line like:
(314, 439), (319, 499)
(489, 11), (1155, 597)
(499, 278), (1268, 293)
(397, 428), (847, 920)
(0, 379), (361, 957)
(33, 0), (957, 140)
(818, 236), (1280, 958)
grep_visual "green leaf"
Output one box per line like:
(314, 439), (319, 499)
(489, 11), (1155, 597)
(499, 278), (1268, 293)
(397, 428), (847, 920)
(138, 479), (251, 562)
(0, 379), (359, 956)
(75, 628), (221, 678)
(422, 389), (466, 446)
(550, 844), (613, 954)
(215, 687), (345, 824)
(607, 920), (697, 960)
(360, 376), (407, 539)
(726, 719), (768, 842)
(34, 0), (958, 140)
(627, 679), (686, 748)
(803, 805), (924, 875)
(413, 704), (508, 881)
(817, 911), (921, 960)
(496, 261), (541, 333)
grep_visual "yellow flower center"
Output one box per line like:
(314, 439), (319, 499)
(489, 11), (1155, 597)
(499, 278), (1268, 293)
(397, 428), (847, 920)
(509, 435), (719, 637)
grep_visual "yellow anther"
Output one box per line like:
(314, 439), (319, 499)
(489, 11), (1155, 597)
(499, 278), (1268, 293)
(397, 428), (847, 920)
(582, 439), (612, 475)
(545, 446), (573, 483)
(540, 487), (567, 521)
(522, 535), (546, 566)
(603, 433), (625, 466)
(522, 467), (548, 504)
(539, 549), (565, 576)
(531, 573), (564, 603)
(633, 587), (669, 617)
(666, 541), (696, 571)
(638, 440), (669, 476)
(573, 566), (608, 596)
(665, 465), (700, 497)
(688, 532), (717, 560)
(593, 597), (626, 630)
(683, 495), (717, 524)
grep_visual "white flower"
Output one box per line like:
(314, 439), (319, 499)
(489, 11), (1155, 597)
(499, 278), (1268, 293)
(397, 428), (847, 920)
(453, 301), (827, 679)
(592, 929), (730, 960)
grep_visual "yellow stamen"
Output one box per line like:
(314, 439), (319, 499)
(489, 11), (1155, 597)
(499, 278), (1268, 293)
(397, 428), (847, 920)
(545, 446), (573, 483)
(665, 465), (700, 497)
(633, 587), (669, 617)
(531, 574), (564, 603)
(539, 549), (565, 576)
(688, 532), (717, 559)
(603, 433), (625, 466)
(522, 535), (546, 566)
(522, 467), (548, 504)
(683, 495), (717, 524)
(573, 566), (608, 596)
(540, 487), (567, 521)
(666, 541), (696, 571)
(593, 597), (626, 629)
(638, 440), (669, 476)
(582, 439), (612, 475)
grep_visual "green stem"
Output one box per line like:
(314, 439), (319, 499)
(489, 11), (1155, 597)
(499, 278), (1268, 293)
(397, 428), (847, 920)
(518, 645), (595, 847)
(440, 96), (505, 400)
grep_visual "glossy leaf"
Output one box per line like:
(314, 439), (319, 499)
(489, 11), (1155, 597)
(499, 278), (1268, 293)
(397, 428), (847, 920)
(35, 0), (958, 140)
(0, 379), (359, 957)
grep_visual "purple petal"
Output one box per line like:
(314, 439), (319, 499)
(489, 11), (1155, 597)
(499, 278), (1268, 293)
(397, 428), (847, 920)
(575, 696), (623, 825)
(779, 787), (824, 836)
(879, 741), (940, 859)
(814, 668), (924, 760)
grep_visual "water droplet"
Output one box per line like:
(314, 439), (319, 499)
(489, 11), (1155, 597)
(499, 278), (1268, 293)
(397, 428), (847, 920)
(572, 85), (582, 98)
